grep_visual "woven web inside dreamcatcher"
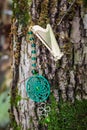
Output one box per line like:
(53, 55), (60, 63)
(26, 75), (50, 102)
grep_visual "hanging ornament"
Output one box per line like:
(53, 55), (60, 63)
(37, 103), (51, 119)
(31, 24), (63, 61)
(26, 30), (50, 102)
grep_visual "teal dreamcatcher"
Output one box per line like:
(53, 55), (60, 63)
(26, 30), (50, 102)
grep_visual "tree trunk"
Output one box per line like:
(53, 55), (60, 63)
(10, 0), (87, 130)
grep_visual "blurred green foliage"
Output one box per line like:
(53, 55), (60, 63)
(83, 0), (87, 7)
(0, 89), (10, 128)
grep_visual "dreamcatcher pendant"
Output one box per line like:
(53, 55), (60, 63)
(26, 30), (50, 102)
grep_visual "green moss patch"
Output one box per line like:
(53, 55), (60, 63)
(39, 94), (87, 130)
(0, 89), (10, 128)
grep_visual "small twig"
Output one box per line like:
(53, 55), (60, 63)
(57, 0), (76, 26)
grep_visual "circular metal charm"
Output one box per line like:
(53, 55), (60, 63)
(26, 75), (50, 102)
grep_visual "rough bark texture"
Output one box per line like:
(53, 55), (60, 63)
(11, 0), (87, 130)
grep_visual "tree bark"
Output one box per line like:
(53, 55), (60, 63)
(11, 0), (87, 130)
